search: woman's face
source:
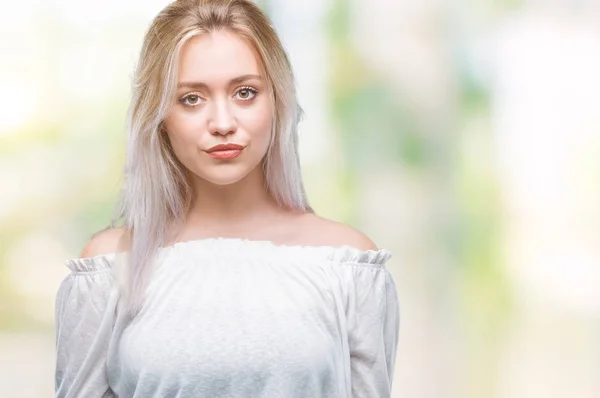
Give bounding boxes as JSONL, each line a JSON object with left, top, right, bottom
{"left": 163, "top": 29, "right": 273, "bottom": 186}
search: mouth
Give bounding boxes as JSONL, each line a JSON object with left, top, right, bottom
{"left": 205, "top": 143, "right": 245, "bottom": 159}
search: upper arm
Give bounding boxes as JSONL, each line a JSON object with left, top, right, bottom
{"left": 346, "top": 265, "right": 399, "bottom": 397}
{"left": 56, "top": 230, "right": 121, "bottom": 397}
{"left": 55, "top": 265, "right": 117, "bottom": 397}
{"left": 80, "top": 227, "right": 132, "bottom": 258}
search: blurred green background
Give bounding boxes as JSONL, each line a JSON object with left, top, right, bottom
{"left": 2, "top": 0, "right": 600, "bottom": 396}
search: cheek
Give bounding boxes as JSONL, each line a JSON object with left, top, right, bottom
{"left": 164, "top": 112, "right": 196, "bottom": 141}
{"left": 163, "top": 122, "right": 200, "bottom": 169}
{"left": 164, "top": 112, "right": 201, "bottom": 149}
{"left": 241, "top": 102, "right": 273, "bottom": 146}
{"left": 165, "top": 129, "right": 187, "bottom": 158}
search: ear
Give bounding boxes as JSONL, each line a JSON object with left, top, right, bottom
{"left": 159, "top": 121, "right": 168, "bottom": 134}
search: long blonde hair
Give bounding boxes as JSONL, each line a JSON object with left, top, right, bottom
{"left": 103, "top": 0, "right": 312, "bottom": 317}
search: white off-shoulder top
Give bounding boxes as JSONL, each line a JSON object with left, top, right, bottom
{"left": 54, "top": 238, "right": 400, "bottom": 398}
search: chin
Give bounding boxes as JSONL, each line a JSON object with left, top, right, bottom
{"left": 203, "top": 176, "right": 248, "bottom": 186}
{"left": 196, "top": 164, "right": 255, "bottom": 186}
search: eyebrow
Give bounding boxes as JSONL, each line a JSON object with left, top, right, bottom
{"left": 177, "top": 74, "right": 263, "bottom": 89}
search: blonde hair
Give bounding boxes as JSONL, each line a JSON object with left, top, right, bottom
{"left": 103, "top": 0, "right": 312, "bottom": 316}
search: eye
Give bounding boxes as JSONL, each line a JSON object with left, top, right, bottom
{"left": 235, "top": 86, "right": 258, "bottom": 101}
{"left": 179, "top": 93, "right": 204, "bottom": 107}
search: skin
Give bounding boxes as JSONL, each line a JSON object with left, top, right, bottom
{"left": 162, "top": 29, "right": 305, "bottom": 243}
{"left": 81, "top": 29, "right": 378, "bottom": 258}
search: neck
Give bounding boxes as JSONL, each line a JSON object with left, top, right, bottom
{"left": 185, "top": 165, "right": 283, "bottom": 228}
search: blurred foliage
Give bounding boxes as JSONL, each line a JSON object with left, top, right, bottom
{"left": 326, "top": 0, "right": 425, "bottom": 171}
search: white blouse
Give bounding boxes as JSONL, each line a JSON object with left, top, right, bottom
{"left": 54, "top": 238, "right": 400, "bottom": 398}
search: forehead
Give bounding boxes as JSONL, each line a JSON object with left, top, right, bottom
{"left": 178, "top": 30, "right": 262, "bottom": 84}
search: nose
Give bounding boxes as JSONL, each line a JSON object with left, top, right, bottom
{"left": 207, "top": 98, "right": 237, "bottom": 136}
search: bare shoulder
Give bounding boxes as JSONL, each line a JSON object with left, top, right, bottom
{"left": 297, "top": 213, "right": 379, "bottom": 251}
{"left": 80, "top": 227, "right": 132, "bottom": 258}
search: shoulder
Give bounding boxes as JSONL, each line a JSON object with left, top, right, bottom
{"left": 296, "top": 213, "right": 379, "bottom": 251}
{"left": 80, "top": 227, "right": 132, "bottom": 258}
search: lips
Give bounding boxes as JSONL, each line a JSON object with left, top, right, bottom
{"left": 206, "top": 143, "right": 245, "bottom": 153}
{"left": 205, "top": 143, "right": 245, "bottom": 159}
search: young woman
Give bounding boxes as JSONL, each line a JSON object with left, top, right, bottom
{"left": 54, "top": 0, "right": 400, "bottom": 397}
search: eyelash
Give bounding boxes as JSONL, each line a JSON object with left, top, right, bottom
{"left": 178, "top": 86, "right": 259, "bottom": 108}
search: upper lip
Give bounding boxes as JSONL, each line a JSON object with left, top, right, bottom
{"left": 205, "top": 143, "right": 245, "bottom": 153}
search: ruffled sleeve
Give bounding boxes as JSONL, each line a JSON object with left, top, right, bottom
{"left": 54, "top": 254, "right": 119, "bottom": 398}
{"left": 334, "top": 248, "right": 400, "bottom": 397}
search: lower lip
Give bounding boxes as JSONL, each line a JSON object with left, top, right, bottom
{"left": 207, "top": 149, "right": 243, "bottom": 159}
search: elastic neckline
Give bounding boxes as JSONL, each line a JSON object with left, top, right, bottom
{"left": 65, "top": 237, "right": 392, "bottom": 272}
{"left": 161, "top": 237, "right": 389, "bottom": 254}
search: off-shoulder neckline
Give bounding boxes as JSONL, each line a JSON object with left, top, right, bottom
{"left": 65, "top": 237, "right": 392, "bottom": 272}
